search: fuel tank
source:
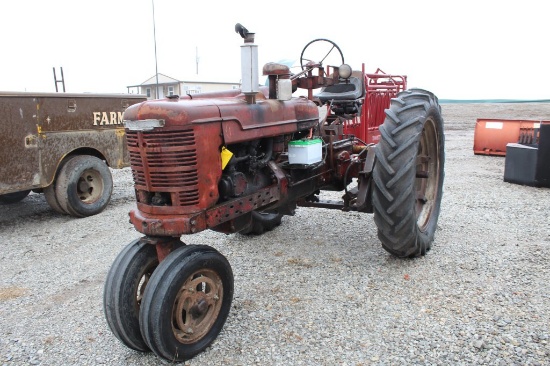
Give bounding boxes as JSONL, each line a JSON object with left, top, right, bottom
{"left": 123, "top": 89, "right": 320, "bottom": 143}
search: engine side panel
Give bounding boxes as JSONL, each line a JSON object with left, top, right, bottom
{"left": 219, "top": 98, "right": 319, "bottom": 144}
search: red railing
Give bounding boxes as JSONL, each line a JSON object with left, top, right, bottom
{"left": 344, "top": 68, "right": 407, "bottom": 144}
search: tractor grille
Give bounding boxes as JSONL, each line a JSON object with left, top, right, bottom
{"left": 126, "top": 129, "right": 200, "bottom": 206}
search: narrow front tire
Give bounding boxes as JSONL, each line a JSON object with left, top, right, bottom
{"left": 139, "top": 245, "right": 234, "bottom": 362}
{"left": 103, "top": 238, "right": 159, "bottom": 352}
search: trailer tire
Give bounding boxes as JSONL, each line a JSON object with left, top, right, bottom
{"left": 44, "top": 159, "right": 71, "bottom": 214}
{"left": 44, "top": 184, "right": 66, "bottom": 214}
{"left": 55, "top": 155, "right": 113, "bottom": 218}
{"left": 240, "top": 211, "right": 283, "bottom": 235}
{"left": 139, "top": 245, "right": 233, "bottom": 362}
{"left": 372, "top": 89, "right": 445, "bottom": 258}
{"left": 0, "top": 190, "right": 31, "bottom": 204}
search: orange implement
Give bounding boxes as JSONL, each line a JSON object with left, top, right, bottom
{"left": 473, "top": 118, "right": 546, "bottom": 156}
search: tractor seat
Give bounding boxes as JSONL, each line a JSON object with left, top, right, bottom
{"left": 315, "top": 76, "right": 364, "bottom": 103}
{"left": 262, "top": 62, "right": 290, "bottom": 76}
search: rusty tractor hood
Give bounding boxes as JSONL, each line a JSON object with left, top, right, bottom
{"left": 123, "top": 89, "right": 320, "bottom": 144}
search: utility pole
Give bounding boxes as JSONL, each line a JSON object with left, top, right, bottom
{"left": 152, "top": 0, "right": 159, "bottom": 98}
{"left": 196, "top": 46, "right": 200, "bottom": 75}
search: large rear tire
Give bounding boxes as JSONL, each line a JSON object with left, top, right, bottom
{"left": 372, "top": 89, "right": 445, "bottom": 258}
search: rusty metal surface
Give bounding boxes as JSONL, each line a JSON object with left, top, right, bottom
{"left": 342, "top": 70, "right": 407, "bottom": 144}
{"left": 153, "top": 238, "right": 185, "bottom": 262}
{"left": 0, "top": 96, "right": 41, "bottom": 193}
{"left": 123, "top": 92, "right": 316, "bottom": 221}
{"left": 205, "top": 185, "right": 280, "bottom": 227}
{"left": 123, "top": 85, "right": 367, "bottom": 239}
{"left": 0, "top": 92, "right": 145, "bottom": 194}
{"left": 297, "top": 199, "right": 345, "bottom": 210}
{"left": 355, "top": 147, "right": 376, "bottom": 212}
{"left": 129, "top": 184, "right": 280, "bottom": 237}
{"left": 173, "top": 269, "right": 223, "bottom": 344}
{"left": 39, "top": 129, "right": 128, "bottom": 184}
{"left": 124, "top": 93, "right": 318, "bottom": 145}
{"left": 127, "top": 123, "right": 223, "bottom": 216}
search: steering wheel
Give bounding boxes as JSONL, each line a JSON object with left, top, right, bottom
{"left": 300, "top": 39, "right": 344, "bottom": 71}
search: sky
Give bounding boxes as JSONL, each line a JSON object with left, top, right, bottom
{"left": 1, "top": 0, "right": 547, "bottom": 100}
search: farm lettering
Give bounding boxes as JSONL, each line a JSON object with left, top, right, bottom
{"left": 93, "top": 111, "right": 124, "bottom": 126}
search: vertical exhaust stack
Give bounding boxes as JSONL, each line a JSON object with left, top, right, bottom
{"left": 235, "top": 23, "right": 258, "bottom": 104}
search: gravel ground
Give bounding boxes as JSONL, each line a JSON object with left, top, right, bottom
{"left": 1, "top": 102, "right": 549, "bottom": 366}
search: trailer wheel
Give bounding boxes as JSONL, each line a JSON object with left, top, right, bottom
{"left": 44, "top": 184, "right": 66, "bottom": 214}
{"left": 103, "top": 238, "right": 159, "bottom": 352}
{"left": 139, "top": 245, "right": 233, "bottom": 362}
{"left": 0, "top": 190, "right": 31, "bottom": 204}
{"left": 44, "top": 159, "right": 71, "bottom": 214}
{"left": 55, "top": 155, "right": 113, "bottom": 217}
{"left": 372, "top": 89, "right": 445, "bottom": 258}
{"left": 240, "top": 211, "right": 283, "bottom": 235}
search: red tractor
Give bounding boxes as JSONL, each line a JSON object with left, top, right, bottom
{"left": 104, "top": 25, "right": 445, "bottom": 362}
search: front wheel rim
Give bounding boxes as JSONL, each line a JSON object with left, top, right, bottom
{"left": 172, "top": 269, "right": 223, "bottom": 344}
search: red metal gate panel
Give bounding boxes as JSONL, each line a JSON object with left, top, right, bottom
{"left": 343, "top": 69, "right": 406, "bottom": 144}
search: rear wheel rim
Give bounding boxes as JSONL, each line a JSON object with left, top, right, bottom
{"left": 77, "top": 169, "right": 103, "bottom": 203}
{"left": 415, "top": 117, "right": 440, "bottom": 230}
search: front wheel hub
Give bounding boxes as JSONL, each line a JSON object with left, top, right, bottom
{"left": 172, "top": 269, "right": 223, "bottom": 344}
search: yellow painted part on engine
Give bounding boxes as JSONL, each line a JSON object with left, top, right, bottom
{"left": 221, "top": 147, "right": 233, "bottom": 170}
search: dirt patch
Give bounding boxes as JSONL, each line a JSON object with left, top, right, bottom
{"left": 0, "top": 286, "right": 28, "bottom": 301}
